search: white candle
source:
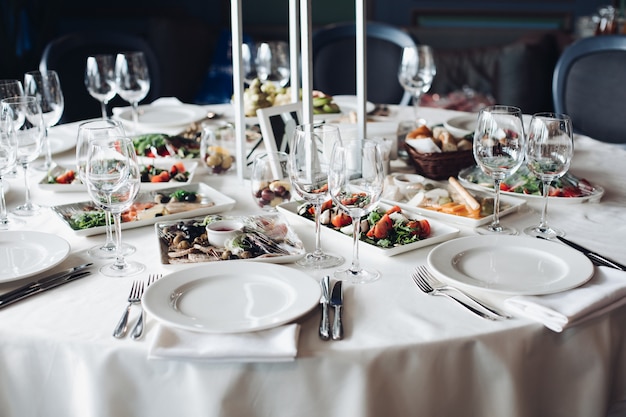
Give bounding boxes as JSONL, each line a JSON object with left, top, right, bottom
{"left": 356, "top": 0, "right": 367, "bottom": 140}
{"left": 230, "top": 0, "right": 246, "bottom": 181}
{"left": 300, "top": 0, "right": 313, "bottom": 125}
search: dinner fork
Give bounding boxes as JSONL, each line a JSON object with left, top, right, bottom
{"left": 411, "top": 269, "right": 497, "bottom": 320}
{"left": 113, "top": 280, "right": 144, "bottom": 338}
{"left": 130, "top": 274, "right": 162, "bottom": 340}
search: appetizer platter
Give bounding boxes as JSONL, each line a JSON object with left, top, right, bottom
{"left": 155, "top": 212, "right": 305, "bottom": 264}
{"left": 51, "top": 183, "right": 235, "bottom": 236}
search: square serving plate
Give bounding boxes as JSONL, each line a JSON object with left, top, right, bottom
{"left": 51, "top": 182, "right": 236, "bottom": 237}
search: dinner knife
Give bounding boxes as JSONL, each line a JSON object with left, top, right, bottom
{"left": 319, "top": 276, "right": 331, "bottom": 340}
{"left": 330, "top": 281, "right": 344, "bottom": 340}
{"left": 556, "top": 236, "right": 626, "bottom": 271}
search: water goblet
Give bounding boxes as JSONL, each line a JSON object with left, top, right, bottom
{"left": 251, "top": 151, "right": 292, "bottom": 211}
{"left": 1, "top": 96, "right": 44, "bottom": 216}
{"left": 0, "top": 79, "right": 24, "bottom": 178}
{"left": 288, "top": 123, "right": 344, "bottom": 269}
{"left": 523, "top": 112, "right": 574, "bottom": 238}
{"left": 398, "top": 45, "right": 436, "bottom": 122}
{"left": 115, "top": 51, "right": 150, "bottom": 134}
{"left": 84, "top": 136, "right": 145, "bottom": 277}
{"left": 76, "top": 119, "right": 136, "bottom": 258}
{"left": 473, "top": 105, "right": 525, "bottom": 235}
{"left": 85, "top": 55, "right": 117, "bottom": 119}
{"left": 24, "top": 70, "right": 64, "bottom": 171}
{"left": 0, "top": 106, "right": 23, "bottom": 229}
{"left": 328, "top": 138, "right": 385, "bottom": 283}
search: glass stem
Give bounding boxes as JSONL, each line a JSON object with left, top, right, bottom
{"left": 312, "top": 201, "right": 323, "bottom": 256}
{"left": 491, "top": 178, "right": 503, "bottom": 231}
{"left": 100, "top": 101, "right": 108, "bottom": 120}
{"left": 103, "top": 212, "right": 116, "bottom": 250}
{"left": 539, "top": 179, "right": 551, "bottom": 229}
{"left": 349, "top": 215, "right": 361, "bottom": 273}
{"left": 0, "top": 177, "right": 8, "bottom": 225}
{"left": 44, "top": 127, "right": 53, "bottom": 170}
{"left": 112, "top": 212, "right": 128, "bottom": 271}
{"left": 22, "top": 163, "right": 32, "bottom": 207}
{"left": 412, "top": 92, "right": 422, "bottom": 121}
{"left": 131, "top": 101, "right": 139, "bottom": 133}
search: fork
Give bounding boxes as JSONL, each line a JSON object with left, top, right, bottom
{"left": 411, "top": 269, "right": 497, "bottom": 320}
{"left": 113, "top": 280, "right": 144, "bottom": 338}
{"left": 130, "top": 274, "right": 162, "bottom": 340}
{"left": 417, "top": 266, "right": 511, "bottom": 319}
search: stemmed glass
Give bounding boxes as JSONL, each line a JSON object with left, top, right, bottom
{"left": 0, "top": 105, "right": 21, "bottom": 229}
{"left": 24, "top": 70, "right": 64, "bottom": 171}
{"left": 473, "top": 105, "right": 525, "bottom": 235}
{"left": 76, "top": 119, "right": 136, "bottom": 258}
{"left": 328, "top": 139, "right": 385, "bottom": 283}
{"left": 398, "top": 45, "right": 436, "bottom": 122}
{"left": 255, "top": 41, "right": 290, "bottom": 87}
{"left": 85, "top": 55, "right": 117, "bottom": 119}
{"left": 0, "top": 79, "right": 24, "bottom": 178}
{"left": 1, "top": 96, "right": 44, "bottom": 216}
{"left": 115, "top": 51, "right": 150, "bottom": 134}
{"left": 84, "top": 136, "right": 145, "bottom": 277}
{"left": 523, "top": 112, "right": 574, "bottom": 238}
{"left": 288, "top": 123, "right": 344, "bottom": 269}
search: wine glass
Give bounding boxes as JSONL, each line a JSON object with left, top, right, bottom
{"left": 289, "top": 123, "right": 344, "bottom": 269}
{"left": 115, "top": 51, "right": 150, "bottom": 134}
{"left": 0, "top": 79, "right": 24, "bottom": 178}
{"left": 251, "top": 151, "right": 292, "bottom": 210}
{"left": 241, "top": 43, "right": 258, "bottom": 85}
{"left": 473, "top": 105, "right": 525, "bottom": 235}
{"left": 76, "top": 119, "right": 136, "bottom": 258}
{"left": 328, "top": 138, "right": 385, "bottom": 283}
{"left": 255, "top": 41, "right": 290, "bottom": 87}
{"left": 398, "top": 45, "right": 436, "bottom": 122}
{"left": 84, "top": 136, "right": 145, "bottom": 277}
{"left": 0, "top": 104, "right": 22, "bottom": 230}
{"left": 1, "top": 96, "right": 44, "bottom": 216}
{"left": 24, "top": 70, "right": 64, "bottom": 171}
{"left": 85, "top": 55, "right": 117, "bottom": 119}
{"left": 523, "top": 112, "right": 574, "bottom": 238}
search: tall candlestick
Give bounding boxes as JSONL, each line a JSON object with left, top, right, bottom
{"left": 231, "top": 0, "right": 245, "bottom": 181}
{"left": 289, "top": 0, "right": 300, "bottom": 104}
{"left": 300, "top": 0, "right": 313, "bottom": 125}
{"left": 356, "top": 0, "right": 367, "bottom": 139}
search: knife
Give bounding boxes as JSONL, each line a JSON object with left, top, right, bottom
{"left": 556, "top": 236, "right": 626, "bottom": 271}
{"left": 319, "top": 275, "right": 331, "bottom": 340}
{"left": 0, "top": 263, "right": 93, "bottom": 309}
{"left": 330, "top": 280, "right": 344, "bottom": 340}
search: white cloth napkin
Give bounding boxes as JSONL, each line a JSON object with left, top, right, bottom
{"left": 148, "top": 324, "right": 300, "bottom": 363}
{"left": 504, "top": 266, "right": 626, "bottom": 332}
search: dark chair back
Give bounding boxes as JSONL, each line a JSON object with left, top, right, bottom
{"left": 39, "top": 31, "right": 161, "bottom": 124}
{"left": 553, "top": 35, "right": 626, "bottom": 144}
{"left": 312, "top": 22, "right": 416, "bottom": 105}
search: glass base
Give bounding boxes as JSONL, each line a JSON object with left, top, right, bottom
{"left": 0, "top": 215, "right": 25, "bottom": 230}
{"left": 33, "top": 160, "right": 57, "bottom": 172}
{"left": 334, "top": 266, "right": 380, "bottom": 284}
{"left": 476, "top": 223, "right": 518, "bottom": 236}
{"left": 88, "top": 242, "right": 136, "bottom": 259}
{"left": 523, "top": 225, "right": 564, "bottom": 239}
{"left": 100, "top": 260, "right": 145, "bottom": 277}
{"left": 13, "top": 203, "right": 41, "bottom": 216}
{"left": 296, "top": 252, "right": 344, "bottom": 269}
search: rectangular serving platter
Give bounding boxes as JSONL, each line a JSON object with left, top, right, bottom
{"left": 51, "top": 182, "right": 235, "bottom": 237}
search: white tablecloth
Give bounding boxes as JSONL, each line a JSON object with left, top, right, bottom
{"left": 0, "top": 105, "right": 625, "bottom": 417}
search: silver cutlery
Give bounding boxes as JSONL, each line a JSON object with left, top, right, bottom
{"left": 130, "top": 274, "right": 161, "bottom": 340}
{"left": 330, "top": 281, "right": 344, "bottom": 340}
{"left": 319, "top": 275, "right": 331, "bottom": 340}
{"left": 113, "top": 280, "right": 144, "bottom": 339}
{"left": 417, "top": 266, "right": 511, "bottom": 319}
{"left": 555, "top": 236, "right": 626, "bottom": 271}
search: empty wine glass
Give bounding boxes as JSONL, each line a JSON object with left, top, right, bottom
{"left": 1, "top": 96, "right": 44, "bottom": 216}
{"left": 255, "top": 41, "right": 290, "bottom": 87}
{"left": 523, "top": 112, "right": 574, "bottom": 238}
{"left": 85, "top": 55, "right": 117, "bottom": 119}
{"left": 0, "top": 79, "right": 24, "bottom": 178}
{"left": 76, "top": 119, "right": 135, "bottom": 258}
{"left": 115, "top": 51, "right": 150, "bottom": 134}
{"left": 473, "top": 105, "right": 525, "bottom": 235}
{"left": 0, "top": 105, "right": 22, "bottom": 230}
{"left": 84, "top": 136, "right": 144, "bottom": 277}
{"left": 328, "top": 138, "right": 385, "bottom": 283}
{"left": 288, "top": 123, "right": 344, "bottom": 269}
{"left": 398, "top": 45, "right": 436, "bottom": 122}
{"left": 24, "top": 70, "right": 64, "bottom": 171}
{"left": 241, "top": 43, "right": 258, "bottom": 85}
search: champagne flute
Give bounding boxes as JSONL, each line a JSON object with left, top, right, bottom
{"left": 398, "top": 45, "right": 436, "bottom": 122}
{"left": 84, "top": 136, "right": 145, "bottom": 277}
{"left": 288, "top": 123, "right": 344, "bottom": 269}
{"left": 1, "top": 96, "right": 44, "bottom": 216}
{"left": 473, "top": 105, "right": 525, "bottom": 235}
{"left": 85, "top": 55, "right": 117, "bottom": 119}
{"left": 523, "top": 112, "right": 574, "bottom": 238}
{"left": 24, "top": 70, "right": 64, "bottom": 171}
{"left": 115, "top": 51, "right": 150, "bottom": 134}
{"left": 0, "top": 105, "right": 22, "bottom": 229}
{"left": 328, "top": 138, "right": 385, "bottom": 283}
{"left": 76, "top": 119, "right": 136, "bottom": 258}
{"left": 0, "top": 79, "right": 24, "bottom": 178}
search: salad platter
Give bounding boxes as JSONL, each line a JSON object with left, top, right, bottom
{"left": 155, "top": 212, "right": 305, "bottom": 264}
{"left": 51, "top": 183, "right": 235, "bottom": 236}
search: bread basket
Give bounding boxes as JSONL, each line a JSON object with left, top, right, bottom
{"left": 404, "top": 144, "right": 475, "bottom": 180}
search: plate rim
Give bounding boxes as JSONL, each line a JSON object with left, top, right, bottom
{"left": 115, "top": 104, "right": 207, "bottom": 128}
{"left": 142, "top": 262, "right": 321, "bottom": 333}
{"left": 443, "top": 114, "right": 477, "bottom": 137}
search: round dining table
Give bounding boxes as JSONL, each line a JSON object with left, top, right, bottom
{"left": 0, "top": 103, "right": 624, "bottom": 417}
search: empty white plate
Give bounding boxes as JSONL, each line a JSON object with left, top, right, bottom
{"left": 0, "top": 232, "right": 70, "bottom": 282}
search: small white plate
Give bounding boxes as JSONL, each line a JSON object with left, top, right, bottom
{"left": 0, "top": 232, "right": 70, "bottom": 283}
{"left": 115, "top": 104, "right": 207, "bottom": 128}
{"left": 331, "top": 95, "right": 375, "bottom": 114}
{"left": 427, "top": 235, "right": 594, "bottom": 295}
{"left": 444, "top": 114, "right": 477, "bottom": 138}
{"left": 143, "top": 262, "right": 321, "bottom": 333}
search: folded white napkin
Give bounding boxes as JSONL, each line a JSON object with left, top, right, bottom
{"left": 112, "top": 97, "right": 183, "bottom": 116}
{"left": 504, "top": 266, "right": 626, "bottom": 332}
{"left": 148, "top": 324, "right": 300, "bottom": 363}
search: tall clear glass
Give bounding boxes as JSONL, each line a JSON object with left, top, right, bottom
{"left": 398, "top": 45, "right": 436, "bottom": 122}
{"left": 115, "top": 51, "right": 150, "bottom": 134}
{"left": 0, "top": 105, "right": 21, "bottom": 229}
{"left": 473, "top": 105, "right": 525, "bottom": 235}
{"left": 288, "top": 123, "right": 344, "bottom": 269}
{"left": 85, "top": 55, "right": 117, "bottom": 119}
{"left": 0, "top": 79, "right": 24, "bottom": 179}
{"left": 328, "top": 139, "right": 385, "bottom": 283}
{"left": 255, "top": 41, "right": 290, "bottom": 87}
{"left": 523, "top": 112, "right": 574, "bottom": 238}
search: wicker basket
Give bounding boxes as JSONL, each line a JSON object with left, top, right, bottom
{"left": 404, "top": 143, "right": 476, "bottom": 180}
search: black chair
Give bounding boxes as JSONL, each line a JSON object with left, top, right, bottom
{"left": 552, "top": 35, "right": 626, "bottom": 144}
{"left": 312, "top": 22, "right": 416, "bottom": 105}
{"left": 39, "top": 31, "right": 161, "bottom": 124}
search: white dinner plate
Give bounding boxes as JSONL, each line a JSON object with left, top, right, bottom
{"left": 143, "top": 262, "right": 321, "bottom": 333}
{"left": 47, "top": 126, "right": 77, "bottom": 155}
{"left": 443, "top": 114, "right": 477, "bottom": 138}
{"left": 115, "top": 104, "right": 207, "bottom": 128}
{"left": 427, "top": 235, "right": 594, "bottom": 295}
{"left": 0, "top": 231, "right": 70, "bottom": 283}
{"left": 332, "top": 95, "right": 375, "bottom": 114}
